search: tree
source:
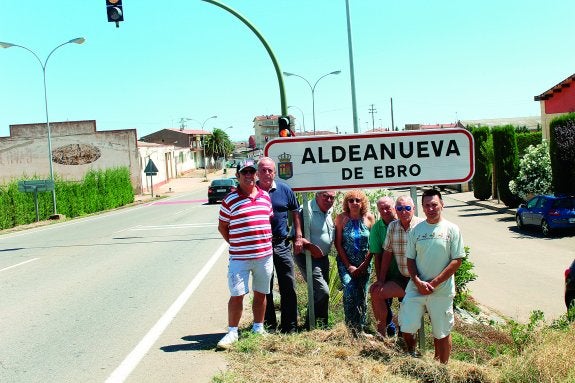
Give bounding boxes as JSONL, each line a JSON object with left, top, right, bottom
{"left": 204, "top": 129, "right": 233, "bottom": 160}
{"left": 472, "top": 127, "right": 492, "bottom": 200}
{"left": 492, "top": 125, "right": 521, "bottom": 207}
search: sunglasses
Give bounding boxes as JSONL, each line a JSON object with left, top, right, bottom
{"left": 321, "top": 194, "right": 335, "bottom": 201}
{"left": 348, "top": 198, "right": 362, "bottom": 203}
{"left": 240, "top": 168, "right": 256, "bottom": 175}
{"left": 396, "top": 205, "right": 412, "bottom": 212}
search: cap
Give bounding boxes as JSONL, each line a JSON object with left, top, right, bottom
{"left": 237, "top": 159, "right": 257, "bottom": 173}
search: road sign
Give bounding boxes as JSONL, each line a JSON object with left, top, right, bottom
{"left": 144, "top": 159, "right": 159, "bottom": 176}
{"left": 264, "top": 129, "right": 474, "bottom": 191}
{"left": 17, "top": 179, "right": 55, "bottom": 193}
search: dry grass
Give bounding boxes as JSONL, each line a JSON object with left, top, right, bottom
{"left": 215, "top": 323, "right": 500, "bottom": 383}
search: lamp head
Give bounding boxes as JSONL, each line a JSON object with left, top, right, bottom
{"left": 0, "top": 42, "right": 16, "bottom": 48}
{"left": 331, "top": 70, "right": 342, "bottom": 75}
{"left": 69, "top": 37, "right": 86, "bottom": 45}
{"left": 283, "top": 72, "right": 294, "bottom": 76}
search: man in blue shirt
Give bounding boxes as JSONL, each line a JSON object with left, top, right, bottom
{"left": 257, "top": 157, "right": 303, "bottom": 333}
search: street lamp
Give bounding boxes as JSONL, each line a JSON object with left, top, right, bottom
{"left": 288, "top": 105, "right": 306, "bottom": 134}
{"left": 201, "top": 115, "right": 217, "bottom": 180}
{"left": 0, "top": 37, "right": 85, "bottom": 216}
{"left": 283, "top": 70, "right": 340, "bottom": 135}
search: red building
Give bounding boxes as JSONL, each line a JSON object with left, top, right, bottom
{"left": 534, "top": 74, "right": 575, "bottom": 139}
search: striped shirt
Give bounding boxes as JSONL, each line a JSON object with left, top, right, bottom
{"left": 383, "top": 217, "right": 425, "bottom": 277}
{"left": 219, "top": 187, "right": 274, "bottom": 260}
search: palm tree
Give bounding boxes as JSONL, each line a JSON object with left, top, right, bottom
{"left": 204, "top": 128, "right": 234, "bottom": 161}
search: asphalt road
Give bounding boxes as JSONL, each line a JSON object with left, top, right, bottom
{"left": 0, "top": 190, "right": 229, "bottom": 383}
{"left": 440, "top": 194, "right": 575, "bottom": 323}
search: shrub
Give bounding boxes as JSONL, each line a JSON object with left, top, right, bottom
{"left": 509, "top": 141, "right": 552, "bottom": 201}
{"left": 472, "top": 127, "right": 492, "bottom": 200}
{"left": 549, "top": 113, "right": 575, "bottom": 195}
{"left": 492, "top": 125, "right": 521, "bottom": 207}
{"left": 516, "top": 131, "right": 542, "bottom": 157}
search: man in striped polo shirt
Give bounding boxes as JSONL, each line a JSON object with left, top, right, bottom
{"left": 217, "top": 159, "right": 274, "bottom": 349}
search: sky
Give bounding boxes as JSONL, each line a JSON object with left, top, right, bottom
{"left": 1, "top": 1, "right": 574, "bottom": 143}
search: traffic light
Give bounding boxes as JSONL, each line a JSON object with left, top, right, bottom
{"left": 106, "top": 0, "right": 124, "bottom": 27}
{"left": 278, "top": 116, "right": 293, "bottom": 137}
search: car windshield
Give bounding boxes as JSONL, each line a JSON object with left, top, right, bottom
{"left": 211, "top": 179, "right": 234, "bottom": 187}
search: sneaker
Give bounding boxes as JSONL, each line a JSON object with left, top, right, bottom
{"left": 217, "top": 331, "right": 238, "bottom": 350}
{"left": 407, "top": 349, "right": 422, "bottom": 358}
{"left": 252, "top": 327, "right": 269, "bottom": 336}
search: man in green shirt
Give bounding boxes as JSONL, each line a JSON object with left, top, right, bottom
{"left": 368, "top": 196, "right": 399, "bottom": 338}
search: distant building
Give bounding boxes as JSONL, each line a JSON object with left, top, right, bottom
{"left": 252, "top": 114, "right": 295, "bottom": 150}
{"left": 534, "top": 73, "right": 575, "bottom": 139}
{"left": 461, "top": 117, "right": 540, "bottom": 131}
{"left": 139, "top": 128, "right": 210, "bottom": 169}
{"left": 0, "top": 120, "right": 141, "bottom": 192}
{"left": 404, "top": 121, "right": 466, "bottom": 130}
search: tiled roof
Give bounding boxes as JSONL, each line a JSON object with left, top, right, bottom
{"left": 167, "top": 128, "right": 211, "bottom": 135}
{"left": 534, "top": 74, "right": 575, "bottom": 101}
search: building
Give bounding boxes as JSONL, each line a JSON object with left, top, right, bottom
{"left": 404, "top": 121, "right": 466, "bottom": 130}
{"left": 252, "top": 114, "right": 296, "bottom": 150}
{"left": 534, "top": 74, "right": 575, "bottom": 139}
{"left": 0, "top": 120, "right": 141, "bottom": 192}
{"left": 139, "top": 128, "right": 210, "bottom": 169}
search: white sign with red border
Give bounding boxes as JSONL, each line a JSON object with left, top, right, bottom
{"left": 264, "top": 129, "right": 474, "bottom": 192}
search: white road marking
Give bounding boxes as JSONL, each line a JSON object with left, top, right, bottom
{"left": 129, "top": 223, "right": 218, "bottom": 231}
{"left": 0, "top": 258, "right": 39, "bottom": 273}
{"left": 105, "top": 241, "right": 228, "bottom": 383}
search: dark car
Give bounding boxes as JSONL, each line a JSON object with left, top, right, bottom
{"left": 566, "top": 259, "right": 575, "bottom": 311}
{"left": 515, "top": 195, "right": 575, "bottom": 236}
{"left": 208, "top": 178, "right": 237, "bottom": 204}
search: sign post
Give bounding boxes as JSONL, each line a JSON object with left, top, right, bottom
{"left": 266, "top": 129, "right": 474, "bottom": 344}
{"left": 265, "top": 129, "right": 474, "bottom": 191}
{"left": 18, "top": 180, "right": 55, "bottom": 222}
{"left": 144, "top": 159, "right": 159, "bottom": 197}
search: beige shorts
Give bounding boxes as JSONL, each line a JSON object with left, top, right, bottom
{"left": 228, "top": 256, "right": 273, "bottom": 296}
{"left": 398, "top": 291, "right": 454, "bottom": 339}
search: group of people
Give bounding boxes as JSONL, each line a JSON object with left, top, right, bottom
{"left": 216, "top": 157, "right": 465, "bottom": 364}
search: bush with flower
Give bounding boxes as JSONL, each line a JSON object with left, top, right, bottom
{"left": 509, "top": 140, "right": 552, "bottom": 201}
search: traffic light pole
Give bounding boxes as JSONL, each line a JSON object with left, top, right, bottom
{"left": 202, "top": 0, "right": 287, "bottom": 116}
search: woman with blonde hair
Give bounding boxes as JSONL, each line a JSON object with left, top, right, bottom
{"left": 335, "top": 190, "right": 376, "bottom": 335}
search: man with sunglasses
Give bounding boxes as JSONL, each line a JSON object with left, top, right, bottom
{"left": 217, "top": 159, "right": 274, "bottom": 349}
{"left": 257, "top": 157, "right": 303, "bottom": 334}
{"left": 294, "top": 190, "right": 336, "bottom": 328}
{"left": 373, "top": 196, "right": 424, "bottom": 338}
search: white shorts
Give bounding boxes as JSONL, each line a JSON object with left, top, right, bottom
{"left": 228, "top": 256, "right": 273, "bottom": 296}
{"left": 398, "top": 291, "right": 454, "bottom": 339}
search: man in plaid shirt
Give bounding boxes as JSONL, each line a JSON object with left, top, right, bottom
{"left": 377, "top": 195, "right": 424, "bottom": 331}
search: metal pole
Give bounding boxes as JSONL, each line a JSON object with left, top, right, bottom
{"left": 0, "top": 38, "right": 85, "bottom": 216}
{"left": 410, "top": 186, "right": 425, "bottom": 353}
{"left": 202, "top": 0, "right": 288, "bottom": 115}
{"left": 302, "top": 193, "right": 315, "bottom": 329}
{"left": 201, "top": 116, "right": 217, "bottom": 181}
{"left": 284, "top": 71, "right": 340, "bottom": 135}
{"left": 391, "top": 97, "right": 395, "bottom": 131}
{"left": 345, "top": 0, "right": 359, "bottom": 133}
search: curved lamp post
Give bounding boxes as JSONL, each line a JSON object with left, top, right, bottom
{"left": 288, "top": 105, "right": 306, "bottom": 134}
{"left": 0, "top": 37, "right": 85, "bottom": 215}
{"left": 201, "top": 115, "right": 217, "bottom": 180}
{"left": 283, "top": 70, "right": 340, "bottom": 135}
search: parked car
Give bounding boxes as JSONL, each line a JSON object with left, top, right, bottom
{"left": 515, "top": 194, "right": 575, "bottom": 236}
{"left": 228, "top": 176, "right": 239, "bottom": 186}
{"left": 566, "top": 259, "right": 575, "bottom": 311}
{"left": 207, "top": 178, "right": 237, "bottom": 204}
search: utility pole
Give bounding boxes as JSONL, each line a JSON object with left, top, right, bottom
{"left": 390, "top": 97, "right": 395, "bottom": 131}
{"left": 368, "top": 104, "right": 377, "bottom": 130}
